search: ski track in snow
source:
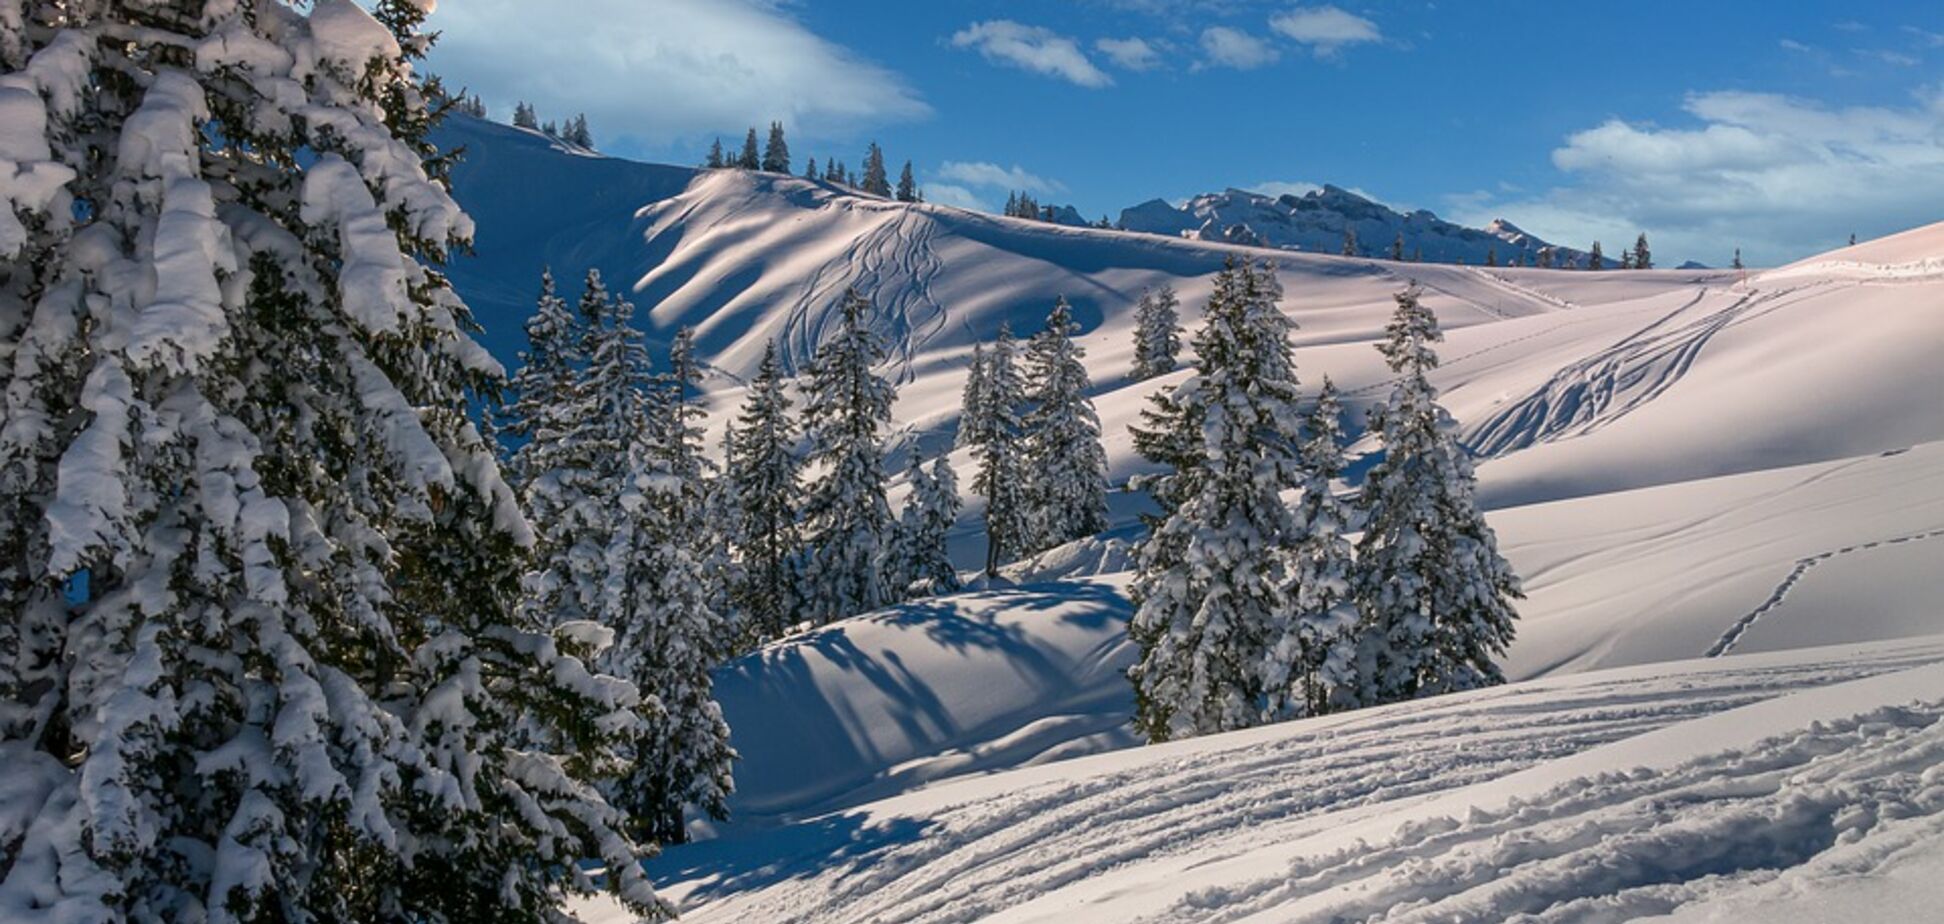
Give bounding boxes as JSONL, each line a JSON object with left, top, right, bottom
{"left": 1707, "top": 527, "right": 1944, "bottom": 658}
{"left": 1464, "top": 281, "right": 1832, "bottom": 457}
{"left": 1144, "top": 689, "right": 1944, "bottom": 923}
{"left": 779, "top": 208, "right": 948, "bottom": 384}
{"left": 658, "top": 646, "right": 1944, "bottom": 923}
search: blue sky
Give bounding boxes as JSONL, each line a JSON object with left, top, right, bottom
{"left": 425, "top": 1, "right": 1944, "bottom": 266}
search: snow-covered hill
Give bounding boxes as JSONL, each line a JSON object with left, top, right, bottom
{"left": 432, "top": 117, "right": 1944, "bottom": 922}
{"left": 1118, "top": 185, "right": 1598, "bottom": 267}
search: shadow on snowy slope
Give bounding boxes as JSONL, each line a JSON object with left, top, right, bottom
{"left": 710, "top": 581, "right": 1136, "bottom": 823}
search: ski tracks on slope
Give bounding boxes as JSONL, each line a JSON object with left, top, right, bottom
{"left": 779, "top": 207, "right": 949, "bottom": 384}
{"left": 675, "top": 649, "right": 1944, "bottom": 924}
{"left": 1148, "top": 691, "right": 1944, "bottom": 924}
{"left": 1707, "top": 526, "right": 1944, "bottom": 658}
{"left": 1464, "top": 281, "right": 1831, "bottom": 457}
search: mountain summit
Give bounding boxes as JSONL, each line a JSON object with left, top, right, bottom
{"left": 1119, "top": 185, "right": 1594, "bottom": 266}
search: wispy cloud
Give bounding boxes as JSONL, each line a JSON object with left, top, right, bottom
{"left": 950, "top": 21, "right": 1114, "bottom": 88}
{"left": 1449, "top": 87, "right": 1944, "bottom": 265}
{"left": 1198, "top": 26, "right": 1279, "bottom": 70}
{"left": 1096, "top": 36, "right": 1164, "bottom": 71}
{"left": 923, "top": 183, "right": 990, "bottom": 212}
{"left": 425, "top": 0, "right": 927, "bottom": 147}
{"left": 935, "top": 161, "right": 1065, "bottom": 194}
{"left": 1268, "top": 5, "right": 1383, "bottom": 56}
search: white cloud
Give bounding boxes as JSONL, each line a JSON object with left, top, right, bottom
{"left": 923, "top": 183, "right": 990, "bottom": 212}
{"left": 1096, "top": 36, "right": 1164, "bottom": 71}
{"left": 1268, "top": 5, "right": 1383, "bottom": 55}
{"left": 1448, "top": 88, "right": 1944, "bottom": 266}
{"left": 936, "top": 161, "right": 1065, "bottom": 194}
{"left": 1246, "top": 179, "right": 1322, "bottom": 199}
{"left": 424, "top": 0, "right": 927, "bottom": 149}
{"left": 1198, "top": 26, "right": 1279, "bottom": 70}
{"left": 950, "top": 21, "right": 1114, "bottom": 88}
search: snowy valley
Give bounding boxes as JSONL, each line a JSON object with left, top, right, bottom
{"left": 429, "top": 120, "right": 1944, "bottom": 921}
{"left": 5, "top": 5, "right": 1943, "bottom": 922}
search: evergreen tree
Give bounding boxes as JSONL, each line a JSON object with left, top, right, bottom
{"left": 1849, "top": 232, "right": 1857, "bottom": 246}
{"left": 513, "top": 99, "right": 539, "bottom": 128}
{"left": 542, "top": 118, "right": 559, "bottom": 137}
{"left": 804, "top": 157, "right": 819, "bottom": 180}
{"left": 762, "top": 121, "right": 791, "bottom": 173}
{"left": 1391, "top": 232, "right": 1406, "bottom": 261}
{"left": 1132, "top": 285, "right": 1183, "bottom": 380}
{"left": 961, "top": 326, "right": 1032, "bottom": 574}
{"left": 887, "top": 456, "right": 963, "bottom": 599}
{"left": 896, "top": 160, "right": 920, "bottom": 202}
{"left": 657, "top": 327, "right": 740, "bottom": 657}
{"left": 738, "top": 127, "right": 760, "bottom": 169}
{"left": 1128, "top": 260, "right": 1310, "bottom": 742}
{"left": 861, "top": 142, "right": 892, "bottom": 196}
{"left": 1732, "top": 247, "right": 1744, "bottom": 271}
{"left": 1353, "top": 285, "right": 1522, "bottom": 706}
{"left": 1620, "top": 250, "right": 1634, "bottom": 270}
{"left": 1633, "top": 233, "right": 1652, "bottom": 269}
{"left": 566, "top": 113, "right": 592, "bottom": 148}
{"left": 1265, "top": 377, "right": 1360, "bottom": 718}
{"left": 560, "top": 299, "right": 735, "bottom": 848}
{"left": 1588, "top": 241, "right": 1604, "bottom": 270}
{"left": 799, "top": 290, "right": 896, "bottom": 622}
{"left": 0, "top": 4, "right": 665, "bottom": 919}
{"left": 1485, "top": 247, "right": 1498, "bottom": 267}
{"left": 826, "top": 159, "right": 846, "bottom": 184}
{"left": 725, "top": 342, "right": 804, "bottom": 644}
{"left": 1023, "top": 298, "right": 1110, "bottom": 552}
{"left": 706, "top": 137, "right": 725, "bottom": 169}
{"left": 1341, "top": 228, "right": 1359, "bottom": 257}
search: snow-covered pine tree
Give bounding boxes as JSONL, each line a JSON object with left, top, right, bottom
{"left": 1619, "top": 249, "right": 1634, "bottom": 270}
{"left": 958, "top": 343, "right": 990, "bottom": 449}
{"left": 513, "top": 99, "right": 538, "bottom": 128}
{"left": 861, "top": 142, "right": 891, "bottom": 196}
{"left": 1023, "top": 298, "right": 1109, "bottom": 553}
{"left": 799, "top": 290, "right": 896, "bottom": 622}
{"left": 725, "top": 342, "right": 803, "bottom": 642}
{"left": 706, "top": 137, "right": 725, "bottom": 169}
{"left": 1131, "top": 285, "right": 1182, "bottom": 380}
{"left": 739, "top": 127, "right": 761, "bottom": 169}
{"left": 896, "top": 161, "right": 919, "bottom": 202}
{"left": 659, "top": 326, "right": 741, "bottom": 659}
{"left": 915, "top": 456, "right": 963, "bottom": 594}
{"left": 1633, "top": 233, "right": 1652, "bottom": 269}
{"left": 568, "top": 291, "right": 735, "bottom": 847}
{"left": 1127, "top": 260, "right": 1310, "bottom": 742}
{"left": 1264, "top": 377, "right": 1361, "bottom": 719}
{"left": 566, "top": 113, "right": 592, "bottom": 148}
{"left": 886, "top": 456, "right": 962, "bottom": 599}
{"left": 1732, "top": 247, "right": 1743, "bottom": 270}
{"left": 826, "top": 158, "right": 846, "bottom": 184}
{"left": 762, "top": 121, "right": 790, "bottom": 173}
{"left": 0, "top": 2, "right": 666, "bottom": 919}
{"left": 1341, "top": 228, "right": 1359, "bottom": 256}
{"left": 503, "top": 269, "right": 580, "bottom": 485}
{"left": 504, "top": 270, "right": 617, "bottom": 647}
{"left": 1352, "top": 285, "right": 1522, "bottom": 706}
{"left": 962, "top": 326, "right": 1032, "bottom": 574}
{"left": 1391, "top": 232, "right": 1405, "bottom": 261}
{"left": 1589, "top": 240, "right": 1604, "bottom": 270}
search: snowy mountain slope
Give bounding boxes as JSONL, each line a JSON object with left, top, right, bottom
{"left": 578, "top": 637, "right": 1944, "bottom": 923}
{"left": 1117, "top": 185, "right": 1597, "bottom": 267}
{"left": 438, "top": 118, "right": 1943, "bottom": 516}
{"left": 689, "top": 438, "right": 1944, "bottom": 832}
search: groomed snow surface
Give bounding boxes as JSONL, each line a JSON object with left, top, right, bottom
{"left": 433, "top": 122, "right": 1944, "bottom": 922}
